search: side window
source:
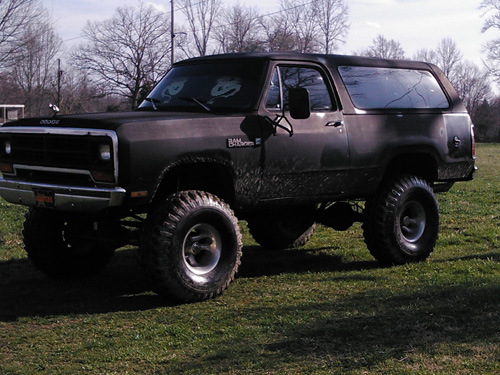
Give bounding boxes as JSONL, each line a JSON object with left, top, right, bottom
{"left": 266, "top": 69, "right": 282, "bottom": 110}
{"left": 338, "top": 65, "right": 450, "bottom": 109}
{"left": 265, "top": 65, "right": 335, "bottom": 112}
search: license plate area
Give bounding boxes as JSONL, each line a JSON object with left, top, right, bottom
{"left": 34, "top": 189, "right": 55, "bottom": 207}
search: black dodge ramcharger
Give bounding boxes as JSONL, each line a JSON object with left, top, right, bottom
{"left": 0, "top": 52, "right": 476, "bottom": 302}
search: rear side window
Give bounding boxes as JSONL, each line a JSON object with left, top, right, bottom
{"left": 338, "top": 66, "right": 449, "bottom": 110}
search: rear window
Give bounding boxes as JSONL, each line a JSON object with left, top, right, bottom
{"left": 338, "top": 66, "right": 449, "bottom": 110}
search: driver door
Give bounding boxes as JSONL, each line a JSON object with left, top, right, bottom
{"left": 259, "top": 64, "right": 350, "bottom": 201}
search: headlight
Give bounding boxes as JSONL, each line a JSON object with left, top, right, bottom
{"left": 98, "top": 144, "right": 111, "bottom": 161}
{"left": 4, "top": 140, "right": 11, "bottom": 155}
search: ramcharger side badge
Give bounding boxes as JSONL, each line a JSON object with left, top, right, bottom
{"left": 227, "top": 137, "right": 261, "bottom": 148}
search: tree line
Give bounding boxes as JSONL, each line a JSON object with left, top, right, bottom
{"left": 1, "top": 0, "right": 500, "bottom": 141}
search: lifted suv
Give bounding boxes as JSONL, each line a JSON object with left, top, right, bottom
{"left": 0, "top": 53, "right": 475, "bottom": 302}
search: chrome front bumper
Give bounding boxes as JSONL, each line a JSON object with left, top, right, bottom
{"left": 0, "top": 178, "right": 126, "bottom": 213}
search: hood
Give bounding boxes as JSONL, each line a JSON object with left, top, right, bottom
{"left": 0, "top": 111, "right": 232, "bottom": 131}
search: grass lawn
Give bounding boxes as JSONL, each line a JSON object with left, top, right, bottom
{"left": 1, "top": 144, "right": 499, "bottom": 374}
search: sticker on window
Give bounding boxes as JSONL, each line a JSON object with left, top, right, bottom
{"left": 209, "top": 77, "right": 242, "bottom": 104}
{"left": 161, "top": 78, "right": 187, "bottom": 103}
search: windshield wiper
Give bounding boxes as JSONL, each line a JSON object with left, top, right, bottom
{"left": 193, "top": 98, "right": 212, "bottom": 113}
{"left": 179, "top": 97, "right": 213, "bottom": 113}
{"left": 144, "top": 97, "right": 161, "bottom": 111}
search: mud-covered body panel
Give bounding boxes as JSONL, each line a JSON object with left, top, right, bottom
{"left": 0, "top": 52, "right": 475, "bottom": 215}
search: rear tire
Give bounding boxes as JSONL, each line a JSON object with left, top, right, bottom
{"left": 247, "top": 208, "right": 316, "bottom": 250}
{"left": 363, "top": 175, "right": 439, "bottom": 265}
{"left": 139, "top": 191, "right": 242, "bottom": 302}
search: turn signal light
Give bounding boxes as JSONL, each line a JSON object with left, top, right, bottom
{"left": 0, "top": 163, "right": 14, "bottom": 173}
{"left": 91, "top": 170, "right": 115, "bottom": 183}
{"left": 131, "top": 191, "right": 148, "bottom": 198}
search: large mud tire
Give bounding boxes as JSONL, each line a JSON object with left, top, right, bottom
{"left": 247, "top": 208, "right": 316, "bottom": 250}
{"left": 363, "top": 175, "right": 439, "bottom": 265}
{"left": 139, "top": 191, "right": 242, "bottom": 302}
{"left": 23, "top": 208, "right": 115, "bottom": 278}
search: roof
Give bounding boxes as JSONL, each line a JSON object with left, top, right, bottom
{"left": 175, "top": 52, "right": 435, "bottom": 71}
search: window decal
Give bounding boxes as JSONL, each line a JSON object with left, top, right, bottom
{"left": 209, "top": 77, "right": 242, "bottom": 104}
{"left": 161, "top": 78, "right": 187, "bottom": 103}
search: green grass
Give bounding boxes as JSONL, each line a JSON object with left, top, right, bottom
{"left": 1, "top": 144, "right": 500, "bottom": 374}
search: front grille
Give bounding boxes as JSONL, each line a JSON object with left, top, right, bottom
{"left": 10, "top": 134, "right": 109, "bottom": 169}
{"left": 0, "top": 131, "right": 116, "bottom": 186}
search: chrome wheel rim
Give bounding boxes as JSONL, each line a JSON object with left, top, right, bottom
{"left": 182, "top": 223, "right": 221, "bottom": 275}
{"left": 399, "top": 201, "right": 426, "bottom": 243}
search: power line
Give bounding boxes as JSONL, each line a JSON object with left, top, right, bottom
{"left": 61, "top": 1, "right": 318, "bottom": 45}
{"left": 62, "top": 35, "right": 83, "bottom": 43}
{"left": 60, "top": 0, "right": 211, "bottom": 44}
{"left": 177, "top": 1, "right": 317, "bottom": 36}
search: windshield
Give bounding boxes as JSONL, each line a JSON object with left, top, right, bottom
{"left": 138, "top": 60, "right": 266, "bottom": 112}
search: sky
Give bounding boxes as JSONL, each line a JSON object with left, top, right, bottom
{"left": 44, "top": 0, "right": 492, "bottom": 66}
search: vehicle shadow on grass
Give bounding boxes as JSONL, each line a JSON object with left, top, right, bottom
{"left": 0, "top": 249, "right": 167, "bottom": 321}
{"left": 0, "top": 244, "right": 379, "bottom": 321}
{"left": 5, "top": 245, "right": 494, "bottom": 322}
{"left": 442, "top": 252, "right": 500, "bottom": 263}
{"left": 181, "top": 282, "right": 500, "bottom": 374}
{"left": 238, "top": 245, "right": 381, "bottom": 278}
{"left": 173, "top": 251, "right": 500, "bottom": 374}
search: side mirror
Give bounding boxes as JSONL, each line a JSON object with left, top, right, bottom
{"left": 289, "top": 88, "right": 310, "bottom": 119}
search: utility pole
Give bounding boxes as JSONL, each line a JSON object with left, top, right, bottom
{"left": 171, "top": 0, "right": 175, "bottom": 64}
{"left": 57, "top": 59, "right": 63, "bottom": 109}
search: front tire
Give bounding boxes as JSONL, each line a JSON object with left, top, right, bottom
{"left": 23, "top": 208, "right": 115, "bottom": 278}
{"left": 363, "top": 175, "right": 439, "bottom": 265}
{"left": 139, "top": 191, "right": 242, "bottom": 302}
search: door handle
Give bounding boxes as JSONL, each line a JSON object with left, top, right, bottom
{"left": 326, "top": 121, "right": 343, "bottom": 127}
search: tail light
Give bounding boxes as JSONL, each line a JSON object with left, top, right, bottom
{"left": 471, "top": 125, "right": 476, "bottom": 158}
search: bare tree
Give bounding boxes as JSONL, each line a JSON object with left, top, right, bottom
{"left": 435, "top": 38, "right": 462, "bottom": 81}
{"left": 316, "top": 0, "right": 349, "bottom": 54}
{"left": 213, "top": 4, "right": 263, "bottom": 53}
{"left": 0, "top": 72, "right": 22, "bottom": 102}
{"left": 60, "top": 68, "right": 123, "bottom": 114}
{"left": 260, "top": 9, "right": 297, "bottom": 52}
{"left": 11, "top": 13, "right": 61, "bottom": 116}
{"left": 481, "top": 0, "right": 500, "bottom": 32}
{"left": 179, "top": 0, "right": 222, "bottom": 57}
{"left": 481, "top": 0, "right": 500, "bottom": 82}
{"left": 412, "top": 38, "right": 465, "bottom": 84}
{"left": 281, "top": 0, "right": 321, "bottom": 53}
{"left": 73, "top": 2, "right": 171, "bottom": 109}
{"left": 413, "top": 48, "right": 438, "bottom": 63}
{"left": 473, "top": 98, "right": 500, "bottom": 142}
{"left": 0, "top": 0, "right": 45, "bottom": 70}
{"left": 452, "top": 60, "right": 492, "bottom": 117}
{"left": 261, "top": 0, "right": 321, "bottom": 53}
{"left": 361, "top": 35, "right": 406, "bottom": 59}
